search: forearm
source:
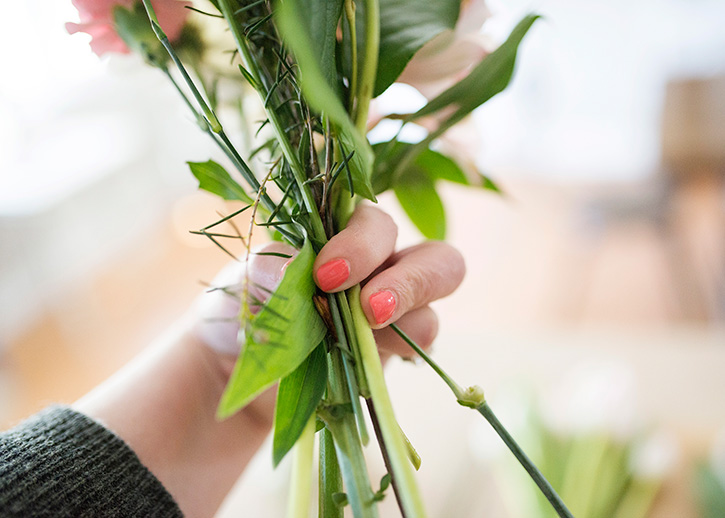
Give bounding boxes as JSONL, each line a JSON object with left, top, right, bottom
{"left": 75, "top": 319, "right": 274, "bottom": 518}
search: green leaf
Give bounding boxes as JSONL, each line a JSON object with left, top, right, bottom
{"left": 217, "top": 237, "right": 326, "bottom": 418}
{"left": 410, "top": 14, "right": 540, "bottom": 127}
{"left": 296, "top": 0, "right": 344, "bottom": 92}
{"left": 272, "top": 343, "right": 328, "bottom": 466}
{"left": 394, "top": 166, "right": 446, "bottom": 240}
{"left": 374, "top": 0, "right": 461, "bottom": 96}
{"left": 373, "top": 141, "right": 503, "bottom": 195}
{"left": 275, "top": 0, "right": 376, "bottom": 201}
{"left": 188, "top": 160, "right": 254, "bottom": 203}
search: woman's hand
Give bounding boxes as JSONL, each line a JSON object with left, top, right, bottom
{"left": 76, "top": 204, "right": 465, "bottom": 518}
{"left": 198, "top": 204, "right": 465, "bottom": 366}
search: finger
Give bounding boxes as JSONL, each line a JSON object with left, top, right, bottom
{"left": 361, "top": 241, "right": 465, "bottom": 328}
{"left": 193, "top": 242, "right": 297, "bottom": 355}
{"left": 374, "top": 306, "right": 438, "bottom": 364}
{"left": 313, "top": 205, "right": 397, "bottom": 292}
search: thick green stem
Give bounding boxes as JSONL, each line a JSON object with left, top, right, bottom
{"left": 327, "top": 294, "right": 369, "bottom": 445}
{"left": 319, "top": 428, "right": 343, "bottom": 518}
{"left": 365, "top": 399, "right": 407, "bottom": 517}
{"left": 348, "top": 288, "right": 427, "bottom": 517}
{"left": 355, "top": 0, "right": 379, "bottom": 133}
{"left": 287, "top": 416, "right": 316, "bottom": 518}
{"left": 323, "top": 348, "right": 378, "bottom": 518}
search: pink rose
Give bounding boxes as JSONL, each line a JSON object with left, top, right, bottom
{"left": 66, "top": 0, "right": 190, "bottom": 56}
{"left": 398, "top": 0, "right": 492, "bottom": 99}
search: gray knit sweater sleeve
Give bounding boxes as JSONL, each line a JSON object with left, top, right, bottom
{"left": 0, "top": 406, "right": 183, "bottom": 517}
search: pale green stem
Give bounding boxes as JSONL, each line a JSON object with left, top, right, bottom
{"left": 323, "top": 348, "right": 378, "bottom": 518}
{"left": 355, "top": 0, "right": 379, "bottom": 133}
{"left": 348, "top": 287, "right": 427, "bottom": 517}
{"left": 287, "top": 416, "right": 316, "bottom": 518}
{"left": 327, "top": 294, "right": 370, "bottom": 445}
{"left": 335, "top": 292, "right": 370, "bottom": 397}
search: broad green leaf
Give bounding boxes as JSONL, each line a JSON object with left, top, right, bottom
{"left": 188, "top": 160, "right": 254, "bottom": 203}
{"left": 296, "top": 0, "right": 343, "bottom": 92}
{"left": 416, "top": 148, "right": 468, "bottom": 184}
{"left": 373, "top": 142, "right": 501, "bottom": 195}
{"left": 217, "top": 237, "right": 326, "bottom": 418}
{"left": 394, "top": 167, "right": 446, "bottom": 240}
{"left": 374, "top": 0, "right": 461, "bottom": 96}
{"left": 410, "top": 14, "right": 539, "bottom": 127}
{"left": 272, "top": 343, "right": 327, "bottom": 466}
{"left": 276, "top": 0, "right": 376, "bottom": 201}
{"left": 416, "top": 148, "right": 503, "bottom": 193}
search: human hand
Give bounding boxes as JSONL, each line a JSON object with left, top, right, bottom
{"left": 76, "top": 204, "right": 464, "bottom": 518}
{"left": 194, "top": 204, "right": 465, "bottom": 415}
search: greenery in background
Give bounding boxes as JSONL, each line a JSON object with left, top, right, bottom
{"left": 114, "top": 0, "right": 577, "bottom": 516}
{"left": 696, "top": 458, "right": 725, "bottom": 518}
{"left": 487, "top": 401, "right": 668, "bottom": 518}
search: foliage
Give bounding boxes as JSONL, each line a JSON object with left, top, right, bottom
{"left": 73, "top": 0, "right": 559, "bottom": 515}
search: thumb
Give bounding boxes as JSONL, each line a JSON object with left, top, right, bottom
{"left": 192, "top": 242, "right": 298, "bottom": 356}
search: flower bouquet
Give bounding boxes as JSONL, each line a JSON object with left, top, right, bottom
{"left": 67, "top": 0, "right": 570, "bottom": 516}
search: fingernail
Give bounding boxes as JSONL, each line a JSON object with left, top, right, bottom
{"left": 316, "top": 258, "right": 350, "bottom": 291}
{"left": 369, "top": 290, "right": 396, "bottom": 324}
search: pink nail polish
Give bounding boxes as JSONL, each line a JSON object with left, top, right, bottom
{"left": 316, "top": 258, "right": 350, "bottom": 291}
{"left": 369, "top": 290, "right": 396, "bottom": 324}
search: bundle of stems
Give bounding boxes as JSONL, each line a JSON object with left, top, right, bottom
{"left": 139, "top": 0, "right": 573, "bottom": 516}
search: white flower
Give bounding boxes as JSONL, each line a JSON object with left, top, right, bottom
{"left": 398, "top": 0, "right": 492, "bottom": 99}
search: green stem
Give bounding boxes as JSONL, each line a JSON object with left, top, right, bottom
{"left": 141, "top": 0, "right": 221, "bottom": 133}
{"left": 319, "top": 428, "right": 343, "bottom": 518}
{"left": 355, "top": 0, "right": 379, "bottom": 133}
{"left": 323, "top": 348, "right": 378, "bottom": 518}
{"left": 145, "top": 6, "right": 292, "bottom": 232}
{"left": 343, "top": 0, "right": 358, "bottom": 111}
{"left": 478, "top": 403, "right": 575, "bottom": 518}
{"left": 217, "top": 0, "right": 327, "bottom": 243}
{"left": 365, "top": 398, "right": 407, "bottom": 517}
{"left": 287, "top": 416, "right": 316, "bottom": 518}
{"left": 388, "top": 324, "right": 463, "bottom": 397}
{"left": 349, "top": 288, "right": 427, "bottom": 517}
{"left": 335, "top": 292, "right": 369, "bottom": 397}
{"left": 390, "top": 324, "right": 574, "bottom": 518}
{"left": 327, "top": 294, "right": 370, "bottom": 445}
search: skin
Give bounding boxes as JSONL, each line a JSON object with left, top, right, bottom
{"left": 75, "top": 205, "right": 465, "bottom": 518}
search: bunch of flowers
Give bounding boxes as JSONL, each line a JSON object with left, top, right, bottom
{"left": 67, "top": 1, "right": 562, "bottom": 517}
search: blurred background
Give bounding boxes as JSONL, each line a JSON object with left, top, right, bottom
{"left": 1, "top": 0, "right": 724, "bottom": 517}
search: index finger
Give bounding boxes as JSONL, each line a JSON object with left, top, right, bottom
{"left": 313, "top": 205, "right": 397, "bottom": 293}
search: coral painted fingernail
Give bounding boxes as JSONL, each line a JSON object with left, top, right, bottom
{"left": 369, "top": 290, "right": 396, "bottom": 324}
{"left": 316, "top": 258, "right": 350, "bottom": 291}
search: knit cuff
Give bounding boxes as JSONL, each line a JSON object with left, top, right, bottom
{"left": 0, "top": 405, "right": 183, "bottom": 517}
